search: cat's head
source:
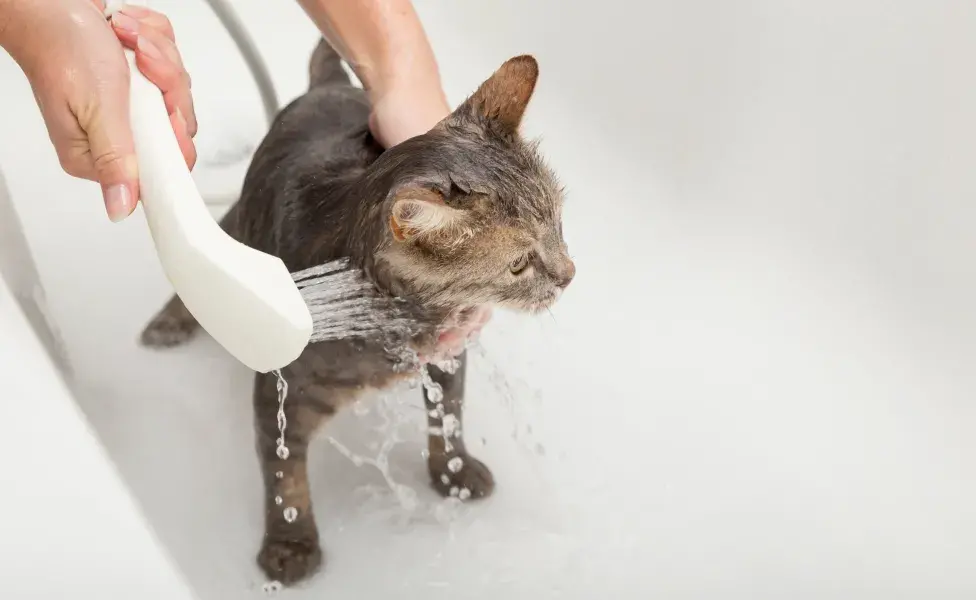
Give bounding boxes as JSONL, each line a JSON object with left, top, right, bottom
{"left": 375, "top": 55, "right": 574, "bottom": 314}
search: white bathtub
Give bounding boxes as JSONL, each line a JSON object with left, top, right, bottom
{"left": 1, "top": 1, "right": 974, "bottom": 598}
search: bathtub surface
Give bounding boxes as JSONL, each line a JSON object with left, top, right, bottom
{"left": 1, "top": 0, "right": 974, "bottom": 598}
{"left": 0, "top": 277, "right": 198, "bottom": 599}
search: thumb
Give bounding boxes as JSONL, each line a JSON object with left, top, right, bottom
{"left": 85, "top": 81, "right": 140, "bottom": 223}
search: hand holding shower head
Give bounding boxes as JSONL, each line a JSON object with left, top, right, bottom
{"left": 111, "top": 2, "right": 313, "bottom": 373}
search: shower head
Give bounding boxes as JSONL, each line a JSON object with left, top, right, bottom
{"left": 111, "top": 1, "right": 313, "bottom": 373}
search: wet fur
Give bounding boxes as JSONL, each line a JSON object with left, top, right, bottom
{"left": 140, "top": 40, "right": 573, "bottom": 585}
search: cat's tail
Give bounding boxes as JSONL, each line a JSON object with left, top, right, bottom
{"left": 308, "top": 38, "right": 352, "bottom": 89}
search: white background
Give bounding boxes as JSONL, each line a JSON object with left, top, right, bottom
{"left": 1, "top": 0, "right": 974, "bottom": 598}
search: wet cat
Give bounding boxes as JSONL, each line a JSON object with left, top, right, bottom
{"left": 140, "top": 40, "right": 574, "bottom": 585}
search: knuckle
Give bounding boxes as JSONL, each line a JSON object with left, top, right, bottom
{"left": 155, "top": 14, "right": 176, "bottom": 40}
{"left": 92, "top": 148, "right": 126, "bottom": 175}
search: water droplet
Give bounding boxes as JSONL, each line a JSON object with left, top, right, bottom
{"left": 263, "top": 580, "right": 283, "bottom": 594}
{"left": 421, "top": 449, "right": 430, "bottom": 459}
{"left": 275, "top": 471, "right": 284, "bottom": 479}
{"left": 427, "top": 386, "right": 444, "bottom": 404}
{"left": 442, "top": 414, "right": 460, "bottom": 438}
{"left": 447, "top": 457, "right": 464, "bottom": 473}
{"left": 449, "top": 486, "right": 460, "bottom": 497}
{"left": 283, "top": 507, "right": 298, "bottom": 523}
{"left": 276, "top": 445, "right": 290, "bottom": 460}
{"left": 274, "top": 496, "right": 283, "bottom": 506}
{"left": 440, "top": 474, "right": 450, "bottom": 485}
{"left": 428, "top": 409, "right": 439, "bottom": 418}
{"left": 458, "top": 488, "right": 471, "bottom": 500}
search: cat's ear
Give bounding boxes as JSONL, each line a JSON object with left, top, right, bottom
{"left": 458, "top": 55, "right": 539, "bottom": 134}
{"left": 390, "top": 186, "right": 468, "bottom": 242}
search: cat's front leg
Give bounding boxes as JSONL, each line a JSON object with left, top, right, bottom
{"left": 425, "top": 351, "right": 495, "bottom": 499}
{"left": 252, "top": 371, "right": 329, "bottom": 586}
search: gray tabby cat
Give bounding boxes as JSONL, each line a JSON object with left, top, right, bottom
{"left": 140, "top": 40, "right": 575, "bottom": 585}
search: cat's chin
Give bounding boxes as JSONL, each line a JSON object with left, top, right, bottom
{"left": 509, "top": 289, "right": 562, "bottom": 315}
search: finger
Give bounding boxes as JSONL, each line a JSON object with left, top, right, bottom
{"left": 436, "top": 329, "right": 464, "bottom": 348}
{"left": 170, "top": 109, "right": 197, "bottom": 170}
{"left": 80, "top": 74, "right": 140, "bottom": 222}
{"left": 474, "top": 305, "right": 493, "bottom": 328}
{"left": 118, "top": 5, "right": 176, "bottom": 41}
{"left": 111, "top": 14, "right": 197, "bottom": 136}
{"left": 56, "top": 142, "right": 98, "bottom": 182}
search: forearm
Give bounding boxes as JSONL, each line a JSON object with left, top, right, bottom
{"left": 0, "top": 0, "right": 30, "bottom": 61}
{"left": 295, "top": 0, "right": 443, "bottom": 101}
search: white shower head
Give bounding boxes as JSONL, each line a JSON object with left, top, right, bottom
{"left": 110, "top": 1, "right": 313, "bottom": 373}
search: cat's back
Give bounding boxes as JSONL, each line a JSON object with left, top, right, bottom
{"left": 235, "top": 41, "right": 381, "bottom": 253}
{"left": 247, "top": 81, "right": 374, "bottom": 187}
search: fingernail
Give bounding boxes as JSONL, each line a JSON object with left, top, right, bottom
{"left": 111, "top": 12, "right": 139, "bottom": 36}
{"left": 103, "top": 183, "right": 134, "bottom": 222}
{"left": 137, "top": 34, "right": 162, "bottom": 61}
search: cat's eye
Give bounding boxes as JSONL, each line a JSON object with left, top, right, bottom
{"left": 510, "top": 254, "right": 530, "bottom": 275}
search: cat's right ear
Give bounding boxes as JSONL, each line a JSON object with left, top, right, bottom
{"left": 390, "top": 187, "right": 469, "bottom": 242}
{"left": 456, "top": 55, "right": 539, "bottom": 134}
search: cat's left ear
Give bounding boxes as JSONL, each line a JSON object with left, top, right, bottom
{"left": 390, "top": 186, "right": 469, "bottom": 242}
{"left": 457, "top": 55, "right": 539, "bottom": 134}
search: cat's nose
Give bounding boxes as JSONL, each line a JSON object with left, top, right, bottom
{"left": 556, "top": 259, "right": 576, "bottom": 289}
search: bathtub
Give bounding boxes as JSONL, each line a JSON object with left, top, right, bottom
{"left": 1, "top": 0, "right": 974, "bottom": 598}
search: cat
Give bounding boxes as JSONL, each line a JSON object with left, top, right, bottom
{"left": 139, "top": 39, "right": 575, "bottom": 585}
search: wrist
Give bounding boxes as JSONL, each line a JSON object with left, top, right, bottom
{"left": 1, "top": 0, "right": 60, "bottom": 74}
{"left": 359, "top": 49, "right": 446, "bottom": 104}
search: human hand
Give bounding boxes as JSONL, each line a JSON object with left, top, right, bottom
{"left": 2, "top": 0, "right": 196, "bottom": 222}
{"left": 421, "top": 305, "right": 493, "bottom": 364}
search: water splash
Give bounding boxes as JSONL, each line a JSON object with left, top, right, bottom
{"left": 275, "top": 263, "right": 491, "bottom": 520}
{"left": 291, "top": 259, "right": 425, "bottom": 343}
{"left": 324, "top": 389, "right": 420, "bottom": 512}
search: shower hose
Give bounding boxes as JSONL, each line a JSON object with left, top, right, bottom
{"left": 202, "top": 0, "right": 279, "bottom": 124}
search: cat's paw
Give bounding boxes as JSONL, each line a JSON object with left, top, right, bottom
{"left": 139, "top": 313, "right": 197, "bottom": 348}
{"left": 257, "top": 537, "right": 324, "bottom": 586}
{"left": 429, "top": 453, "right": 495, "bottom": 500}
